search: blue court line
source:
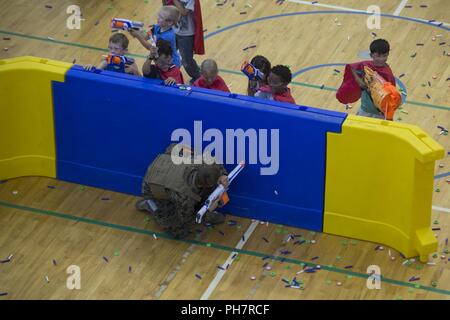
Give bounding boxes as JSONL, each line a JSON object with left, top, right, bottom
{"left": 205, "top": 10, "right": 450, "bottom": 40}
{"left": 293, "top": 63, "right": 346, "bottom": 78}
{"left": 435, "top": 172, "right": 450, "bottom": 180}
{"left": 292, "top": 63, "right": 408, "bottom": 104}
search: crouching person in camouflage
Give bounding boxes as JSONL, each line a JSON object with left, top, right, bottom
{"left": 136, "top": 144, "right": 229, "bottom": 239}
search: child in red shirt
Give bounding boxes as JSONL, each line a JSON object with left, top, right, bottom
{"left": 193, "top": 59, "right": 230, "bottom": 92}
{"left": 255, "top": 65, "right": 296, "bottom": 104}
{"left": 142, "top": 39, "right": 184, "bottom": 85}
{"left": 336, "top": 39, "right": 397, "bottom": 120}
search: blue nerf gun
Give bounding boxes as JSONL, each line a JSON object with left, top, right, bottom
{"left": 241, "top": 61, "right": 264, "bottom": 81}
{"left": 196, "top": 161, "right": 245, "bottom": 224}
{"left": 103, "top": 54, "right": 135, "bottom": 73}
{"left": 111, "top": 18, "right": 144, "bottom": 31}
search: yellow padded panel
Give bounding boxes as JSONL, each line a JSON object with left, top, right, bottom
{"left": 324, "top": 115, "right": 444, "bottom": 262}
{"left": 0, "top": 56, "right": 72, "bottom": 180}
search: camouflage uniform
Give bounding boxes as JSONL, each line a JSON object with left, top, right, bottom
{"left": 141, "top": 145, "right": 227, "bottom": 238}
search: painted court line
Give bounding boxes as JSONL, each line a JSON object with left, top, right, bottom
{"left": 201, "top": 220, "right": 259, "bottom": 300}
{"left": 0, "top": 200, "right": 449, "bottom": 296}
{"left": 414, "top": 18, "right": 450, "bottom": 28}
{"left": 286, "top": 0, "right": 450, "bottom": 26}
{"left": 393, "top": 0, "right": 409, "bottom": 16}
{"left": 435, "top": 172, "right": 450, "bottom": 180}
{"left": 286, "top": 0, "right": 364, "bottom": 13}
{"left": 432, "top": 206, "right": 450, "bottom": 213}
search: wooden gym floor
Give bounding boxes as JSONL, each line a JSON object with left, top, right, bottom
{"left": 0, "top": 0, "right": 449, "bottom": 299}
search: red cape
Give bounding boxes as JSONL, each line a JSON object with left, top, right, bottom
{"left": 336, "top": 61, "right": 395, "bottom": 104}
{"left": 259, "top": 85, "right": 296, "bottom": 104}
{"left": 193, "top": 0, "right": 205, "bottom": 54}
{"left": 194, "top": 75, "right": 230, "bottom": 92}
{"left": 165, "top": 0, "right": 204, "bottom": 54}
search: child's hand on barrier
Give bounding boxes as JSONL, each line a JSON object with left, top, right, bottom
{"left": 84, "top": 64, "right": 95, "bottom": 71}
{"left": 125, "top": 63, "right": 140, "bottom": 76}
{"left": 164, "top": 77, "right": 177, "bottom": 86}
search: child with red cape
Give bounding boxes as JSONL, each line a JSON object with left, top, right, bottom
{"left": 163, "top": 0, "right": 205, "bottom": 84}
{"left": 336, "top": 39, "right": 399, "bottom": 120}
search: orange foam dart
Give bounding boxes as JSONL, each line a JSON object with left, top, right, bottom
{"left": 104, "top": 54, "right": 125, "bottom": 66}
{"left": 112, "top": 56, "right": 122, "bottom": 65}
{"left": 113, "top": 21, "right": 126, "bottom": 29}
{"left": 241, "top": 61, "right": 254, "bottom": 74}
{"left": 220, "top": 192, "right": 230, "bottom": 205}
{"left": 364, "top": 66, "right": 401, "bottom": 120}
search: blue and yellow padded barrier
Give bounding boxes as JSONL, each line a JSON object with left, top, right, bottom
{"left": 324, "top": 115, "right": 444, "bottom": 262}
{"left": 0, "top": 57, "right": 444, "bottom": 262}
{"left": 0, "top": 56, "right": 72, "bottom": 179}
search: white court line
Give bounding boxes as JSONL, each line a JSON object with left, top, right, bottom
{"left": 286, "top": 0, "right": 364, "bottom": 12}
{"left": 433, "top": 206, "right": 450, "bottom": 213}
{"left": 200, "top": 220, "right": 259, "bottom": 300}
{"left": 286, "top": 0, "right": 450, "bottom": 27}
{"left": 393, "top": 0, "right": 409, "bottom": 16}
{"left": 415, "top": 18, "right": 450, "bottom": 27}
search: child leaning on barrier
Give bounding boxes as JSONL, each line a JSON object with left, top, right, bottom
{"left": 84, "top": 33, "right": 141, "bottom": 76}
{"left": 255, "top": 65, "right": 296, "bottom": 104}
{"left": 247, "top": 55, "right": 271, "bottom": 97}
{"left": 193, "top": 59, "right": 230, "bottom": 92}
{"left": 142, "top": 39, "right": 184, "bottom": 85}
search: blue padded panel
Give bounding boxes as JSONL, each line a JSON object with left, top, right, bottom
{"left": 53, "top": 66, "right": 346, "bottom": 231}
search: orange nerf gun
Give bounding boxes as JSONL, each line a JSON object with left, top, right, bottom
{"left": 104, "top": 54, "right": 135, "bottom": 66}
{"left": 364, "top": 66, "right": 401, "bottom": 120}
{"left": 241, "top": 61, "right": 264, "bottom": 81}
{"left": 103, "top": 54, "right": 135, "bottom": 73}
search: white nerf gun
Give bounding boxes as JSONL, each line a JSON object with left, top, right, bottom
{"left": 111, "top": 18, "right": 144, "bottom": 31}
{"left": 196, "top": 161, "right": 245, "bottom": 224}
